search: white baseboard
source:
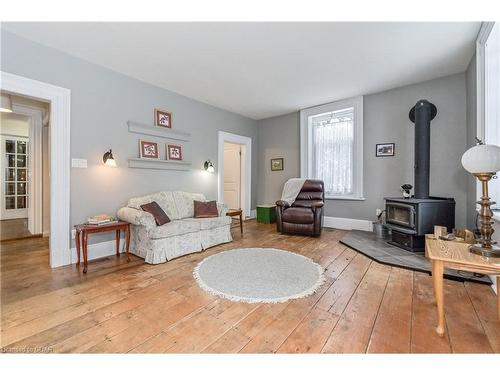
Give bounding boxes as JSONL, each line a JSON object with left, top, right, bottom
{"left": 323, "top": 216, "right": 373, "bottom": 232}
{"left": 69, "top": 239, "right": 125, "bottom": 264}
{"left": 246, "top": 209, "right": 256, "bottom": 220}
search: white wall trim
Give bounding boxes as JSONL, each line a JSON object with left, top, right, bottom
{"left": 323, "top": 216, "right": 373, "bottom": 232}
{"left": 1, "top": 71, "right": 71, "bottom": 268}
{"left": 217, "top": 131, "right": 252, "bottom": 218}
{"left": 11, "top": 103, "right": 44, "bottom": 235}
{"left": 300, "top": 96, "right": 364, "bottom": 200}
{"left": 69, "top": 239, "right": 126, "bottom": 264}
{"left": 476, "top": 22, "right": 495, "bottom": 143}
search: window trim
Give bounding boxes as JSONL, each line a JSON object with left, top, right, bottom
{"left": 300, "top": 96, "right": 364, "bottom": 200}
{"left": 476, "top": 22, "right": 499, "bottom": 206}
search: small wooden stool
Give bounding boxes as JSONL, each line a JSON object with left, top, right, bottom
{"left": 226, "top": 209, "right": 243, "bottom": 235}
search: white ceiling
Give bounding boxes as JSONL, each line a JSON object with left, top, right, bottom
{"left": 2, "top": 22, "right": 481, "bottom": 120}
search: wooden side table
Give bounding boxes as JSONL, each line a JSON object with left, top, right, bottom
{"left": 75, "top": 221, "right": 131, "bottom": 273}
{"left": 425, "top": 234, "right": 500, "bottom": 337}
{"left": 226, "top": 209, "right": 243, "bottom": 235}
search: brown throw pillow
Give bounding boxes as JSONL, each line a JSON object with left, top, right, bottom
{"left": 194, "top": 200, "right": 218, "bottom": 218}
{"left": 140, "top": 201, "right": 170, "bottom": 226}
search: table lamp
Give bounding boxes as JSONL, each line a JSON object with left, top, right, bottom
{"left": 461, "top": 140, "right": 500, "bottom": 257}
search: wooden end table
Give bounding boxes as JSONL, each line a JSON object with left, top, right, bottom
{"left": 226, "top": 209, "right": 243, "bottom": 235}
{"left": 75, "top": 221, "right": 131, "bottom": 273}
{"left": 425, "top": 234, "right": 500, "bottom": 337}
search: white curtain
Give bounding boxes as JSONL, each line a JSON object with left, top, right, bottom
{"left": 312, "top": 110, "right": 354, "bottom": 196}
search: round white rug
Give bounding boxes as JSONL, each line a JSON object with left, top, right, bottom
{"left": 193, "top": 248, "right": 325, "bottom": 303}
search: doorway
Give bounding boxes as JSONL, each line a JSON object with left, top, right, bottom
{"left": 1, "top": 71, "right": 70, "bottom": 268}
{"left": 223, "top": 142, "right": 244, "bottom": 210}
{"left": 218, "top": 131, "right": 252, "bottom": 218}
{"left": 0, "top": 94, "right": 49, "bottom": 241}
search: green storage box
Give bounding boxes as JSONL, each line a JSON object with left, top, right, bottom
{"left": 256, "top": 204, "right": 276, "bottom": 224}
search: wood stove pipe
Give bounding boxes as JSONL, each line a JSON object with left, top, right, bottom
{"left": 409, "top": 100, "right": 437, "bottom": 199}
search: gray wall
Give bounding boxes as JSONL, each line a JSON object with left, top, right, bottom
{"left": 1, "top": 30, "right": 258, "bottom": 245}
{"left": 257, "top": 112, "right": 300, "bottom": 204}
{"left": 258, "top": 73, "right": 470, "bottom": 228}
{"left": 465, "top": 54, "right": 478, "bottom": 229}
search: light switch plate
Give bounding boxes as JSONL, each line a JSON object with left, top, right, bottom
{"left": 71, "top": 158, "right": 87, "bottom": 168}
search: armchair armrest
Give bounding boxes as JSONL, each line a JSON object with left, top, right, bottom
{"left": 311, "top": 201, "right": 324, "bottom": 210}
{"left": 276, "top": 200, "right": 290, "bottom": 209}
{"left": 117, "top": 207, "right": 156, "bottom": 228}
{"left": 217, "top": 202, "right": 229, "bottom": 217}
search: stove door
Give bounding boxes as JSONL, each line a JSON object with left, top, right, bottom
{"left": 386, "top": 202, "right": 416, "bottom": 230}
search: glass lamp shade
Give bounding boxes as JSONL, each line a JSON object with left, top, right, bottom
{"left": 461, "top": 144, "right": 500, "bottom": 174}
{"left": 105, "top": 158, "right": 117, "bottom": 167}
{"left": 0, "top": 93, "right": 13, "bottom": 113}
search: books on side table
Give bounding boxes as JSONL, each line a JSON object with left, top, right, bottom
{"left": 86, "top": 214, "right": 118, "bottom": 226}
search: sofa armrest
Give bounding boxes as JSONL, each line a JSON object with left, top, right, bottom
{"left": 217, "top": 202, "right": 229, "bottom": 217}
{"left": 117, "top": 207, "right": 156, "bottom": 228}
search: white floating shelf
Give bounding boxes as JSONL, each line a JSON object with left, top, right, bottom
{"left": 128, "top": 158, "right": 192, "bottom": 171}
{"left": 127, "top": 121, "right": 191, "bottom": 142}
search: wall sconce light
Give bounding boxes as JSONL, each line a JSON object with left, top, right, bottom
{"left": 204, "top": 160, "right": 215, "bottom": 173}
{"left": 103, "top": 149, "right": 117, "bottom": 167}
{"left": 0, "top": 93, "right": 13, "bottom": 113}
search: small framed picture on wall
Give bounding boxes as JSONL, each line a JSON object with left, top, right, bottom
{"left": 139, "top": 140, "right": 159, "bottom": 159}
{"left": 167, "top": 144, "right": 183, "bottom": 161}
{"left": 155, "top": 109, "right": 172, "bottom": 128}
{"left": 270, "top": 158, "right": 284, "bottom": 171}
{"left": 376, "top": 143, "right": 395, "bottom": 157}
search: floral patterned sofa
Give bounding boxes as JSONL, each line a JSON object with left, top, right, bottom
{"left": 117, "top": 191, "right": 232, "bottom": 264}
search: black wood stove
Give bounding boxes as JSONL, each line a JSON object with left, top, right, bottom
{"left": 384, "top": 100, "right": 455, "bottom": 252}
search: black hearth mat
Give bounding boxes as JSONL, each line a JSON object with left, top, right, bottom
{"left": 340, "top": 230, "right": 491, "bottom": 285}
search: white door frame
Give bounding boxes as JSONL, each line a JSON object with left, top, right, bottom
{"left": 217, "top": 131, "right": 251, "bottom": 218}
{"left": 11, "top": 103, "right": 44, "bottom": 234}
{"left": 1, "top": 71, "right": 71, "bottom": 268}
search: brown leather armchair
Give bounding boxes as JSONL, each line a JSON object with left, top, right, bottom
{"left": 276, "top": 180, "right": 324, "bottom": 237}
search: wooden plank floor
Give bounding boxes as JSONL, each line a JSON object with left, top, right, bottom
{"left": 1, "top": 220, "right": 498, "bottom": 353}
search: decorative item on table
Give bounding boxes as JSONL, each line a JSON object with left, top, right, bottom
{"left": 372, "top": 209, "right": 389, "bottom": 239}
{"left": 204, "top": 160, "right": 215, "bottom": 173}
{"left": 270, "top": 158, "right": 284, "bottom": 171}
{"left": 167, "top": 144, "right": 183, "bottom": 161}
{"left": 102, "top": 149, "right": 117, "bottom": 167}
{"left": 139, "top": 140, "right": 159, "bottom": 159}
{"left": 461, "top": 138, "right": 500, "bottom": 257}
{"left": 376, "top": 143, "right": 395, "bottom": 157}
{"left": 401, "top": 183, "right": 413, "bottom": 199}
{"left": 154, "top": 109, "right": 172, "bottom": 128}
{"left": 87, "top": 214, "right": 118, "bottom": 226}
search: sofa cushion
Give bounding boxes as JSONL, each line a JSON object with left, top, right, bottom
{"left": 194, "top": 200, "right": 218, "bottom": 218}
{"left": 173, "top": 191, "right": 206, "bottom": 219}
{"left": 282, "top": 207, "right": 314, "bottom": 224}
{"left": 140, "top": 202, "right": 170, "bottom": 226}
{"left": 148, "top": 219, "right": 200, "bottom": 239}
{"left": 183, "top": 216, "right": 231, "bottom": 230}
{"left": 155, "top": 191, "right": 180, "bottom": 220}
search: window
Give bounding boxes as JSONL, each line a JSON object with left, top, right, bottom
{"left": 478, "top": 22, "right": 500, "bottom": 205}
{"left": 300, "top": 96, "right": 364, "bottom": 200}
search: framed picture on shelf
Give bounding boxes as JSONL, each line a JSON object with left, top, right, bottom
{"left": 376, "top": 143, "right": 395, "bottom": 157}
{"left": 154, "top": 109, "right": 172, "bottom": 128}
{"left": 139, "top": 140, "right": 159, "bottom": 159}
{"left": 167, "top": 144, "right": 183, "bottom": 161}
{"left": 270, "top": 158, "right": 284, "bottom": 171}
